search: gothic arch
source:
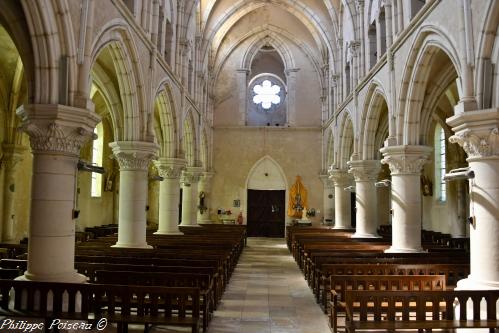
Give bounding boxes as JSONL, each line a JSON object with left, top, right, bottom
{"left": 337, "top": 110, "right": 355, "bottom": 169}
{"left": 90, "top": 20, "right": 147, "bottom": 141}
{"left": 360, "top": 81, "right": 389, "bottom": 160}
{"left": 397, "top": 25, "right": 462, "bottom": 145}
{"left": 182, "top": 109, "right": 198, "bottom": 166}
{"left": 153, "top": 85, "right": 178, "bottom": 158}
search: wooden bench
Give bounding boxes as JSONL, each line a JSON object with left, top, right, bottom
{"left": 0, "top": 279, "right": 201, "bottom": 333}
{"left": 95, "top": 270, "right": 212, "bottom": 332}
{"left": 344, "top": 289, "right": 499, "bottom": 333}
{"left": 328, "top": 274, "right": 446, "bottom": 333}
{"left": 318, "top": 263, "right": 469, "bottom": 311}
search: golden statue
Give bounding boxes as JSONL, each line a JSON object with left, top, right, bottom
{"left": 288, "top": 175, "right": 308, "bottom": 218}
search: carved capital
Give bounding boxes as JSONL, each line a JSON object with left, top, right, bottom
{"left": 17, "top": 104, "right": 100, "bottom": 157}
{"left": 181, "top": 167, "right": 204, "bottom": 185}
{"left": 348, "top": 160, "right": 381, "bottom": 182}
{"left": 110, "top": 141, "right": 159, "bottom": 171}
{"left": 447, "top": 108, "right": 499, "bottom": 160}
{"left": 1, "top": 144, "right": 27, "bottom": 172}
{"left": 154, "top": 158, "right": 186, "bottom": 179}
{"left": 319, "top": 174, "right": 334, "bottom": 188}
{"left": 380, "top": 145, "right": 432, "bottom": 175}
{"left": 328, "top": 168, "right": 352, "bottom": 186}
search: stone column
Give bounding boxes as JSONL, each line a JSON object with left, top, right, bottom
{"left": 319, "top": 174, "right": 335, "bottom": 223}
{"left": 16, "top": 104, "right": 100, "bottom": 282}
{"left": 329, "top": 169, "right": 353, "bottom": 229}
{"left": 154, "top": 158, "right": 185, "bottom": 235}
{"left": 447, "top": 108, "right": 499, "bottom": 290}
{"left": 381, "top": 145, "right": 432, "bottom": 253}
{"left": 110, "top": 141, "right": 158, "bottom": 248}
{"left": 197, "top": 171, "right": 215, "bottom": 224}
{"left": 348, "top": 160, "right": 381, "bottom": 238}
{"left": 180, "top": 167, "right": 203, "bottom": 227}
{"left": 355, "top": 0, "right": 366, "bottom": 77}
{"left": 236, "top": 69, "right": 249, "bottom": 126}
{"left": 1, "top": 144, "right": 27, "bottom": 242}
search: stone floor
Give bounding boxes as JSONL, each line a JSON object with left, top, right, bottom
{"left": 205, "top": 237, "right": 330, "bottom": 333}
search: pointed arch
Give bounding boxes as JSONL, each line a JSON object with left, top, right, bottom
{"left": 182, "top": 108, "right": 197, "bottom": 166}
{"left": 397, "top": 25, "right": 461, "bottom": 145}
{"left": 245, "top": 155, "right": 288, "bottom": 191}
{"left": 153, "top": 84, "right": 178, "bottom": 158}
{"left": 337, "top": 110, "right": 355, "bottom": 169}
{"left": 90, "top": 20, "right": 147, "bottom": 141}
{"left": 359, "top": 80, "right": 389, "bottom": 160}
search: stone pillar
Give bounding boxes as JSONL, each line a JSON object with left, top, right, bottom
{"left": 329, "top": 169, "right": 353, "bottom": 229}
{"left": 236, "top": 69, "right": 249, "bottom": 126}
{"left": 180, "top": 167, "right": 203, "bottom": 227}
{"left": 16, "top": 104, "right": 99, "bottom": 282}
{"left": 1, "top": 144, "right": 27, "bottom": 242}
{"left": 197, "top": 171, "right": 215, "bottom": 224}
{"left": 447, "top": 108, "right": 499, "bottom": 290}
{"left": 348, "top": 160, "right": 381, "bottom": 238}
{"left": 110, "top": 141, "right": 158, "bottom": 248}
{"left": 319, "top": 174, "right": 335, "bottom": 223}
{"left": 154, "top": 158, "right": 185, "bottom": 235}
{"left": 355, "top": 0, "right": 365, "bottom": 77}
{"left": 381, "top": 145, "right": 432, "bottom": 253}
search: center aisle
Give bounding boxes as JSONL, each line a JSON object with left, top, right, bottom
{"left": 207, "top": 237, "right": 330, "bottom": 333}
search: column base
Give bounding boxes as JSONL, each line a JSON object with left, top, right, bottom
{"left": 384, "top": 246, "right": 426, "bottom": 253}
{"left": 154, "top": 230, "right": 183, "bottom": 235}
{"left": 112, "top": 242, "right": 153, "bottom": 249}
{"left": 351, "top": 232, "right": 382, "bottom": 238}
{"left": 17, "top": 270, "right": 87, "bottom": 283}
{"left": 455, "top": 276, "right": 499, "bottom": 290}
{"left": 179, "top": 224, "right": 201, "bottom": 227}
{"left": 333, "top": 226, "right": 354, "bottom": 230}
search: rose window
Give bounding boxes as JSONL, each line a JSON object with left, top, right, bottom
{"left": 252, "top": 80, "right": 281, "bottom": 109}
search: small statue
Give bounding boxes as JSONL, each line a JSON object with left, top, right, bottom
{"left": 301, "top": 207, "right": 308, "bottom": 220}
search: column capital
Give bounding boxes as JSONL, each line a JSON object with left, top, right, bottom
{"left": 1, "top": 144, "right": 28, "bottom": 171}
{"left": 328, "top": 168, "right": 352, "bottom": 186}
{"left": 447, "top": 108, "right": 499, "bottom": 160}
{"left": 154, "top": 157, "right": 186, "bottom": 179}
{"left": 355, "top": 0, "right": 365, "bottom": 10}
{"left": 16, "top": 104, "right": 100, "bottom": 157}
{"left": 110, "top": 141, "right": 159, "bottom": 171}
{"left": 348, "top": 160, "right": 381, "bottom": 181}
{"left": 236, "top": 68, "right": 250, "bottom": 74}
{"left": 319, "top": 173, "right": 334, "bottom": 187}
{"left": 199, "top": 171, "right": 215, "bottom": 182}
{"left": 380, "top": 145, "right": 432, "bottom": 175}
{"left": 181, "top": 166, "right": 204, "bottom": 185}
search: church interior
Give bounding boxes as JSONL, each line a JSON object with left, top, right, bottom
{"left": 0, "top": 0, "right": 498, "bottom": 332}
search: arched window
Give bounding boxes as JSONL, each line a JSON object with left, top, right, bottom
{"left": 91, "top": 123, "right": 104, "bottom": 197}
{"left": 434, "top": 124, "right": 446, "bottom": 202}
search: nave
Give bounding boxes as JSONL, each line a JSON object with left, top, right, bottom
{"left": 206, "top": 238, "right": 330, "bottom": 333}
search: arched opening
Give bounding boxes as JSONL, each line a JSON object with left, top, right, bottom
{"left": 245, "top": 156, "right": 288, "bottom": 238}
{"left": 182, "top": 112, "right": 196, "bottom": 166}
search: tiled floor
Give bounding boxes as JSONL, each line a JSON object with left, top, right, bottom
{"left": 206, "top": 237, "right": 330, "bottom": 333}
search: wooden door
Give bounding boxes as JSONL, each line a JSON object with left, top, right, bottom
{"left": 247, "top": 190, "right": 285, "bottom": 237}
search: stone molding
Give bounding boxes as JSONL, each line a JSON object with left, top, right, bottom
{"left": 110, "top": 141, "right": 159, "bottom": 171}
{"left": 17, "top": 104, "right": 100, "bottom": 157}
{"left": 348, "top": 160, "right": 381, "bottom": 182}
{"left": 154, "top": 158, "right": 186, "bottom": 179}
{"left": 199, "top": 171, "right": 215, "bottom": 184}
{"left": 447, "top": 108, "right": 499, "bottom": 160}
{"left": 181, "top": 167, "right": 204, "bottom": 185}
{"left": 380, "top": 145, "right": 432, "bottom": 175}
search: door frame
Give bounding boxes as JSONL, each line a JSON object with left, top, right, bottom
{"left": 244, "top": 155, "right": 289, "bottom": 226}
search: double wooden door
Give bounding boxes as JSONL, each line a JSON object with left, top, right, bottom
{"left": 247, "top": 190, "right": 285, "bottom": 237}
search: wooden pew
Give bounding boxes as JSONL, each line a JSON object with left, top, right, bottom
{"left": 328, "top": 274, "right": 446, "bottom": 333}
{"left": 95, "top": 270, "right": 212, "bottom": 332}
{"left": 344, "top": 290, "right": 499, "bottom": 333}
{"left": 0, "top": 279, "right": 201, "bottom": 333}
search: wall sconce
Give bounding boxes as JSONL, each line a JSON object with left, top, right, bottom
{"left": 375, "top": 179, "right": 391, "bottom": 187}
{"left": 150, "top": 175, "right": 164, "bottom": 181}
{"left": 77, "top": 160, "right": 105, "bottom": 174}
{"left": 443, "top": 167, "right": 475, "bottom": 181}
